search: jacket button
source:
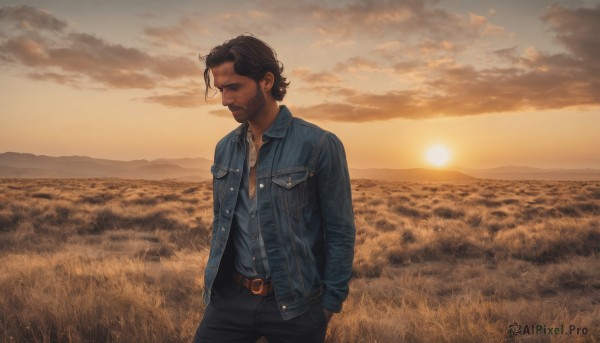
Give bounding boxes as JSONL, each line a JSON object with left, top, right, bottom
{"left": 225, "top": 209, "right": 230, "bottom": 214}
{"left": 282, "top": 305, "right": 287, "bottom": 310}
{"left": 230, "top": 187, "right": 234, "bottom": 191}
{"left": 221, "top": 227, "right": 225, "bottom": 231}
{"left": 259, "top": 183, "right": 264, "bottom": 188}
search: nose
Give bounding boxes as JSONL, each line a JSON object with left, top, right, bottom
{"left": 221, "top": 89, "right": 234, "bottom": 107}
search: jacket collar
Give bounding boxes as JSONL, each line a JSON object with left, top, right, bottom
{"left": 231, "top": 105, "right": 292, "bottom": 142}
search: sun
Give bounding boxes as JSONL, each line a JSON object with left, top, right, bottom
{"left": 426, "top": 145, "right": 450, "bottom": 167}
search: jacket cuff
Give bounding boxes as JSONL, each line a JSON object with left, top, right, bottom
{"left": 321, "top": 291, "right": 343, "bottom": 313}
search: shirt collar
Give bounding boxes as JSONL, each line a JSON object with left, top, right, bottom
{"left": 232, "top": 105, "right": 292, "bottom": 142}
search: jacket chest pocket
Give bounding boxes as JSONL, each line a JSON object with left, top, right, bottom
{"left": 211, "top": 164, "right": 229, "bottom": 203}
{"left": 271, "top": 170, "right": 310, "bottom": 220}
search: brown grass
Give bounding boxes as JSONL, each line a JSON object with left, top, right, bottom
{"left": 1, "top": 178, "right": 599, "bottom": 342}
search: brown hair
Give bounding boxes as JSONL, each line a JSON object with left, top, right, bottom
{"left": 200, "top": 34, "right": 290, "bottom": 101}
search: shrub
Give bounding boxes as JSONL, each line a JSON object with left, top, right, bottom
{"left": 32, "top": 192, "right": 53, "bottom": 200}
{"left": 79, "top": 193, "right": 115, "bottom": 205}
{"left": 432, "top": 206, "right": 464, "bottom": 219}
{"left": 392, "top": 205, "right": 423, "bottom": 219}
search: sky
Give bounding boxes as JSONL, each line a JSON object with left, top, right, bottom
{"left": 1, "top": 0, "right": 599, "bottom": 169}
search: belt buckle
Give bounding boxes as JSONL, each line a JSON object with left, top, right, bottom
{"left": 250, "top": 279, "right": 264, "bottom": 295}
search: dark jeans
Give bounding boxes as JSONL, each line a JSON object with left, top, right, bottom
{"left": 194, "top": 281, "right": 329, "bottom": 343}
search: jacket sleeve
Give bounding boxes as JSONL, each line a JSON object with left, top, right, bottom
{"left": 315, "top": 132, "right": 356, "bottom": 313}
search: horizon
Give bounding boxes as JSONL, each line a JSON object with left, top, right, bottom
{"left": 1, "top": 1, "right": 600, "bottom": 170}
{"left": 2, "top": 150, "right": 600, "bottom": 171}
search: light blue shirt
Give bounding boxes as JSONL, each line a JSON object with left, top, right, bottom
{"left": 231, "top": 132, "right": 270, "bottom": 279}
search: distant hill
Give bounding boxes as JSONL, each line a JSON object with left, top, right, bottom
{"left": 457, "top": 166, "right": 600, "bottom": 181}
{"left": 350, "top": 168, "right": 477, "bottom": 182}
{"left": 1, "top": 152, "right": 478, "bottom": 182}
{"left": 0, "top": 152, "right": 211, "bottom": 181}
{"left": 351, "top": 166, "right": 600, "bottom": 181}
{"left": 2, "top": 152, "right": 599, "bottom": 181}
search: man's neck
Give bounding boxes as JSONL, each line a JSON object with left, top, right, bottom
{"left": 248, "top": 102, "right": 280, "bottom": 143}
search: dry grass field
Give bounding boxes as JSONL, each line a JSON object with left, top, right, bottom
{"left": 0, "top": 178, "right": 599, "bottom": 343}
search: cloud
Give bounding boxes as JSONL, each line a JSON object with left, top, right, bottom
{"left": 372, "top": 40, "right": 403, "bottom": 58}
{"left": 2, "top": 2, "right": 599, "bottom": 117}
{"left": 144, "top": 89, "right": 205, "bottom": 108}
{"left": 334, "top": 57, "right": 382, "bottom": 74}
{"left": 542, "top": 4, "right": 600, "bottom": 61}
{"left": 216, "top": 10, "right": 284, "bottom": 37}
{"left": 208, "top": 108, "right": 232, "bottom": 119}
{"left": 143, "top": 82, "right": 221, "bottom": 108}
{"left": 292, "top": 67, "right": 357, "bottom": 98}
{"left": 310, "top": 39, "right": 355, "bottom": 49}
{"left": 468, "top": 12, "right": 506, "bottom": 36}
{"left": 493, "top": 46, "right": 519, "bottom": 62}
{"left": 372, "top": 39, "right": 463, "bottom": 68}
{"left": 0, "top": 4, "right": 203, "bottom": 100}
{"left": 142, "top": 15, "right": 210, "bottom": 48}
{"left": 288, "top": 4, "right": 600, "bottom": 122}
{"left": 151, "top": 55, "right": 202, "bottom": 79}
{"left": 0, "top": 5, "right": 67, "bottom": 32}
{"left": 417, "top": 39, "right": 462, "bottom": 55}
{"left": 392, "top": 60, "right": 425, "bottom": 73}
{"left": 300, "top": 0, "right": 504, "bottom": 42}
{"left": 0, "top": 32, "right": 157, "bottom": 89}
{"left": 293, "top": 67, "right": 342, "bottom": 85}
{"left": 27, "top": 71, "right": 82, "bottom": 87}
{"left": 293, "top": 57, "right": 598, "bottom": 122}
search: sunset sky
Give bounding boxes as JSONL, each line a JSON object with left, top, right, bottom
{"left": 1, "top": 0, "right": 599, "bottom": 169}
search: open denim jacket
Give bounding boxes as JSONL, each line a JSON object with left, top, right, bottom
{"left": 203, "top": 105, "right": 356, "bottom": 320}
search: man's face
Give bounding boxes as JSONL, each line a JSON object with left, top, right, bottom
{"left": 211, "top": 61, "right": 266, "bottom": 123}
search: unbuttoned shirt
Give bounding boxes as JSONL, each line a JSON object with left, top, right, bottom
{"left": 231, "top": 126, "right": 270, "bottom": 279}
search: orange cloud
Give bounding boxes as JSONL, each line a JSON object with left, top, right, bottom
{"left": 468, "top": 13, "right": 506, "bottom": 36}
{"left": 292, "top": 67, "right": 357, "bottom": 98}
{"left": 293, "top": 67, "right": 342, "bottom": 85}
{"left": 27, "top": 71, "right": 82, "bottom": 86}
{"left": 142, "top": 15, "right": 210, "bottom": 48}
{"left": 143, "top": 82, "right": 221, "bottom": 108}
{"left": 293, "top": 57, "right": 598, "bottom": 122}
{"left": 290, "top": 4, "right": 600, "bottom": 122}
{"left": 2, "top": 2, "right": 599, "bottom": 118}
{"left": 0, "top": 5, "right": 203, "bottom": 96}
{"left": 303, "top": 0, "right": 494, "bottom": 41}
{"left": 144, "top": 90, "right": 205, "bottom": 108}
{"left": 334, "top": 57, "right": 381, "bottom": 74}
{"left": 417, "top": 39, "right": 463, "bottom": 55}
{"left": 1, "top": 33, "right": 157, "bottom": 89}
{"left": 215, "top": 11, "right": 283, "bottom": 38}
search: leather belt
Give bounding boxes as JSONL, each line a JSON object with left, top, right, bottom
{"left": 232, "top": 272, "right": 273, "bottom": 296}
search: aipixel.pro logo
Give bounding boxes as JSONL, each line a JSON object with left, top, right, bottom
{"left": 509, "top": 322, "right": 589, "bottom": 336}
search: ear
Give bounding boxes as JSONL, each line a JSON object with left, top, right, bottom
{"left": 261, "top": 72, "right": 275, "bottom": 92}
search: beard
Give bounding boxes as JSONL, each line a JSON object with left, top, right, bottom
{"left": 231, "top": 81, "right": 266, "bottom": 123}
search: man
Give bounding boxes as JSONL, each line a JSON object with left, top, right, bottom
{"left": 193, "top": 35, "right": 355, "bottom": 343}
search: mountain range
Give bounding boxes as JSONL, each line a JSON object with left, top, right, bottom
{"left": 0, "top": 152, "right": 212, "bottom": 181}
{"left": 1, "top": 152, "right": 599, "bottom": 181}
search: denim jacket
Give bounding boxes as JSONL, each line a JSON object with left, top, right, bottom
{"left": 203, "top": 105, "right": 356, "bottom": 320}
